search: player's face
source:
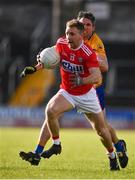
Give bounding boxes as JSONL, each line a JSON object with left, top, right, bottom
{"left": 79, "top": 18, "right": 95, "bottom": 39}
{"left": 65, "top": 26, "right": 83, "bottom": 49}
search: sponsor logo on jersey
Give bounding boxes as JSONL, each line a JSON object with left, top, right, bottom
{"left": 62, "top": 60, "right": 84, "bottom": 74}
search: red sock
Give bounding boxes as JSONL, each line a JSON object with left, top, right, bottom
{"left": 52, "top": 136, "right": 60, "bottom": 145}
{"left": 107, "top": 147, "right": 114, "bottom": 153}
{"left": 107, "top": 148, "right": 115, "bottom": 159}
{"left": 52, "top": 136, "right": 59, "bottom": 140}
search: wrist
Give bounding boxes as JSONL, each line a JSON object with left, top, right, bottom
{"left": 76, "top": 75, "right": 83, "bottom": 86}
{"left": 35, "top": 63, "right": 44, "bottom": 70}
{"left": 33, "top": 66, "right": 37, "bottom": 71}
{"left": 80, "top": 77, "right": 84, "bottom": 85}
{"left": 30, "top": 66, "right": 36, "bottom": 72}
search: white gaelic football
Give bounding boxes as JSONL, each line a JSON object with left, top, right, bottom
{"left": 40, "top": 46, "right": 60, "bottom": 69}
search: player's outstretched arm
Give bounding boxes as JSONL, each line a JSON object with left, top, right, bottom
{"left": 20, "top": 62, "right": 44, "bottom": 78}
{"left": 20, "top": 50, "right": 44, "bottom": 78}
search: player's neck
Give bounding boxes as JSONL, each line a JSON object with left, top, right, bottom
{"left": 71, "top": 40, "right": 83, "bottom": 51}
{"left": 87, "top": 31, "right": 95, "bottom": 40}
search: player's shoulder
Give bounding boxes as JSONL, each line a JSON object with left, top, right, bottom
{"left": 81, "top": 42, "right": 94, "bottom": 56}
{"left": 57, "top": 36, "right": 68, "bottom": 44}
{"left": 92, "top": 33, "right": 104, "bottom": 45}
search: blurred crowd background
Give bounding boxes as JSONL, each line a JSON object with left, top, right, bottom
{"left": 0, "top": 0, "right": 135, "bottom": 128}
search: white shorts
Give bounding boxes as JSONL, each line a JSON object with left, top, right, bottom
{"left": 58, "top": 88, "right": 101, "bottom": 114}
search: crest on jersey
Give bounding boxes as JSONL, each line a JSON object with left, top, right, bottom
{"left": 70, "top": 54, "right": 75, "bottom": 61}
{"left": 78, "top": 57, "right": 83, "bottom": 63}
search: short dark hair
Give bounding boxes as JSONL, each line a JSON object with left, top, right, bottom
{"left": 66, "top": 19, "right": 84, "bottom": 33}
{"left": 77, "top": 11, "right": 96, "bottom": 25}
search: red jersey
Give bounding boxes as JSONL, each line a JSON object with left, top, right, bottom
{"left": 56, "top": 37, "right": 99, "bottom": 95}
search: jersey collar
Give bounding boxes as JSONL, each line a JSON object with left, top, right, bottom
{"left": 71, "top": 40, "right": 84, "bottom": 51}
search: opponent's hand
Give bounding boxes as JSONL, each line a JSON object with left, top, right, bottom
{"left": 20, "top": 66, "right": 36, "bottom": 78}
{"left": 69, "top": 73, "right": 83, "bottom": 88}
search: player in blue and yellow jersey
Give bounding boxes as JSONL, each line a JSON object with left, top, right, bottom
{"left": 77, "top": 11, "right": 128, "bottom": 169}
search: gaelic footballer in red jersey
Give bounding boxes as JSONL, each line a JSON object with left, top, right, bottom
{"left": 19, "top": 19, "right": 118, "bottom": 171}
{"left": 56, "top": 37, "right": 99, "bottom": 95}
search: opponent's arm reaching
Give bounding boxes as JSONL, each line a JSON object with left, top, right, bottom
{"left": 96, "top": 52, "right": 108, "bottom": 72}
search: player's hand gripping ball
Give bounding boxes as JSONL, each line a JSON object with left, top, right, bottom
{"left": 39, "top": 46, "right": 60, "bottom": 69}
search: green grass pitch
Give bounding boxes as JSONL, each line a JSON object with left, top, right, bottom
{"left": 0, "top": 128, "right": 135, "bottom": 179}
